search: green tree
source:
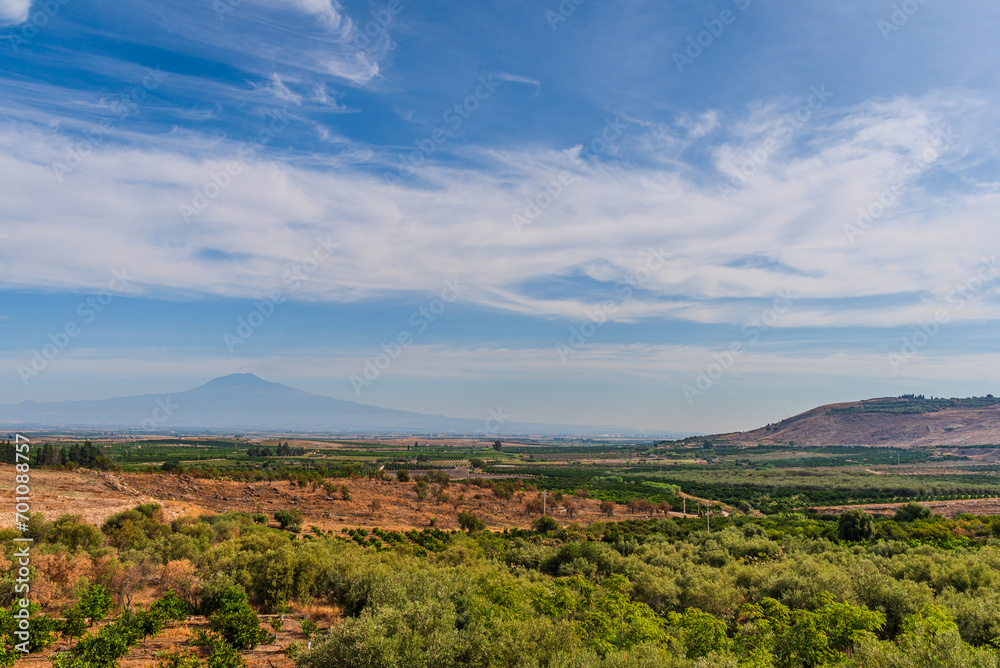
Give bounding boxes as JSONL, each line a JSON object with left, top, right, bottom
{"left": 533, "top": 515, "right": 560, "bottom": 534}
{"left": 894, "top": 502, "right": 932, "bottom": 522}
{"left": 78, "top": 585, "right": 114, "bottom": 626}
{"left": 150, "top": 591, "right": 189, "bottom": 623}
{"left": 838, "top": 509, "right": 875, "bottom": 542}
{"left": 457, "top": 510, "right": 486, "bottom": 533}
{"left": 273, "top": 509, "right": 303, "bottom": 531}
{"left": 672, "top": 607, "right": 729, "bottom": 659}
{"left": 301, "top": 619, "right": 319, "bottom": 640}
{"left": 206, "top": 637, "right": 247, "bottom": 668}
{"left": 208, "top": 587, "right": 270, "bottom": 650}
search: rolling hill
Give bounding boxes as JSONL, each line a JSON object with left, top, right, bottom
{"left": 723, "top": 395, "right": 1000, "bottom": 447}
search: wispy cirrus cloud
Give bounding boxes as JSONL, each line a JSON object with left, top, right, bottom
{"left": 0, "top": 89, "right": 996, "bottom": 334}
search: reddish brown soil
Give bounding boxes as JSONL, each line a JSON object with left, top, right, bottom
{"left": 812, "top": 497, "right": 1000, "bottom": 519}
{"left": 3, "top": 464, "right": 698, "bottom": 534}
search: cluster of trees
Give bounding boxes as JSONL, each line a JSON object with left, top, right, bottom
{"left": 2, "top": 441, "right": 107, "bottom": 468}
{"left": 246, "top": 442, "right": 306, "bottom": 458}
{"left": 0, "top": 440, "right": 17, "bottom": 465}
{"left": 13, "top": 499, "right": 1000, "bottom": 666}
{"left": 832, "top": 395, "right": 1000, "bottom": 414}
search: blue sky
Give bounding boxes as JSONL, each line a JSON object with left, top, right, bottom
{"left": 1, "top": 0, "right": 999, "bottom": 433}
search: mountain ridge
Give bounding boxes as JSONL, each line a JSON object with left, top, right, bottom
{"left": 0, "top": 373, "right": 682, "bottom": 437}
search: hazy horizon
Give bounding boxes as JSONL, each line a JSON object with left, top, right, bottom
{"left": 2, "top": 1, "right": 998, "bottom": 433}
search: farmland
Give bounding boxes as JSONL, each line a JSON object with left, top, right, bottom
{"left": 10, "top": 431, "right": 1000, "bottom": 666}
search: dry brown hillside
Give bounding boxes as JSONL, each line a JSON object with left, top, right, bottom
{"left": 722, "top": 397, "right": 1000, "bottom": 448}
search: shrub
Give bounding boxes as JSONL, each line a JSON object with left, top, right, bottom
{"left": 894, "top": 502, "right": 932, "bottom": 523}
{"left": 273, "top": 509, "right": 303, "bottom": 531}
{"left": 838, "top": 509, "right": 875, "bottom": 542}
{"left": 396, "top": 469, "right": 410, "bottom": 482}
{"left": 154, "top": 650, "right": 202, "bottom": 668}
{"left": 208, "top": 587, "right": 270, "bottom": 650}
{"left": 206, "top": 637, "right": 247, "bottom": 668}
{"left": 533, "top": 515, "right": 560, "bottom": 534}
{"left": 77, "top": 585, "right": 113, "bottom": 626}
{"left": 150, "top": 591, "right": 189, "bottom": 623}
{"left": 49, "top": 514, "right": 103, "bottom": 552}
{"left": 457, "top": 510, "right": 486, "bottom": 533}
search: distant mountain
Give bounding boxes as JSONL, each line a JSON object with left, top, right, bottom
{"left": 0, "top": 373, "right": 683, "bottom": 437}
{"left": 720, "top": 395, "right": 1000, "bottom": 447}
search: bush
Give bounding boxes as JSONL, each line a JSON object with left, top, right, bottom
{"left": 154, "top": 650, "right": 202, "bottom": 668}
{"left": 301, "top": 619, "right": 318, "bottom": 639}
{"left": 838, "top": 509, "right": 875, "bottom": 542}
{"left": 396, "top": 469, "right": 410, "bottom": 482}
{"left": 273, "top": 509, "right": 303, "bottom": 531}
{"left": 894, "top": 502, "right": 932, "bottom": 523}
{"left": 533, "top": 515, "right": 560, "bottom": 534}
{"left": 77, "top": 585, "right": 113, "bottom": 626}
{"left": 206, "top": 637, "right": 247, "bottom": 668}
{"left": 208, "top": 587, "right": 270, "bottom": 650}
{"left": 150, "top": 591, "right": 189, "bottom": 622}
{"left": 457, "top": 510, "right": 486, "bottom": 533}
{"left": 49, "top": 514, "right": 103, "bottom": 552}
{"left": 251, "top": 513, "right": 268, "bottom": 524}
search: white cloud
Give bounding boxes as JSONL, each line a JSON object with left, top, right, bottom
{"left": 0, "top": 90, "right": 997, "bottom": 333}
{"left": 254, "top": 73, "right": 304, "bottom": 105}
{"left": 0, "top": 0, "right": 31, "bottom": 26}
{"left": 494, "top": 73, "right": 542, "bottom": 96}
